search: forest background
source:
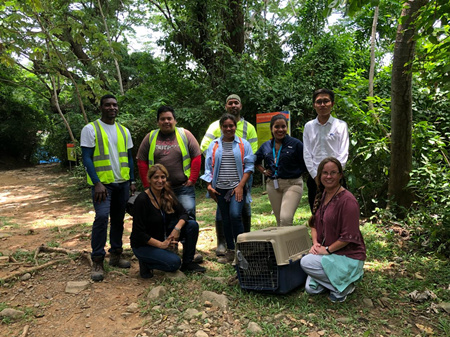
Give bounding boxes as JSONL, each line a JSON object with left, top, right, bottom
{"left": 0, "top": 0, "right": 449, "bottom": 257}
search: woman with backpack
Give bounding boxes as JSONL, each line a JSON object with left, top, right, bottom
{"left": 201, "top": 114, "right": 254, "bottom": 264}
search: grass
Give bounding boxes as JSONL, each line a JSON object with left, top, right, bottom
{"left": 178, "top": 184, "right": 450, "bottom": 336}
{"left": 0, "top": 217, "right": 19, "bottom": 230}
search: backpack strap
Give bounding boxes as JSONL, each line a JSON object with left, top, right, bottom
{"left": 211, "top": 138, "right": 245, "bottom": 174}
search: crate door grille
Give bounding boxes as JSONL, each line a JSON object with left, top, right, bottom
{"left": 237, "top": 241, "right": 278, "bottom": 290}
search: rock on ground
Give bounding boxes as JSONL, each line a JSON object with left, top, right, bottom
{"left": 201, "top": 290, "right": 228, "bottom": 310}
{"left": 247, "top": 321, "right": 263, "bottom": 333}
{"left": 65, "top": 280, "right": 90, "bottom": 294}
{"left": 0, "top": 308, "right": 25, "bottom": 319}
{"left": 147, "top": 285, "right": 167, "bottom": 300}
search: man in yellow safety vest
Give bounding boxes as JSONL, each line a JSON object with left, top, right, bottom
{"left": 136, "top": 106, "right": 201, "bottom": 220}
{"left": 81, "top": 94, "right": 136, "bottom": 281}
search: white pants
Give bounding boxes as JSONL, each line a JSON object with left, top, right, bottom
{"left": 266, "top": 177, "right": 303, "bottom": 226}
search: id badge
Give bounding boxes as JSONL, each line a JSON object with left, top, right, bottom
{"left": 273, "top": 178, "right": 279, "bottom": 190}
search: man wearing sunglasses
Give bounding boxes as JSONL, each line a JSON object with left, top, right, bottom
{"left": 303, "top": 88, "right": 349, "bottom": 211}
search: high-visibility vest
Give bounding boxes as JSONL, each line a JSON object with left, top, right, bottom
{"left": 147, "top": 127, "right": 191, "bottom": 177}
{"left": 87, "top": 120, "right": 130, "bottom": 185}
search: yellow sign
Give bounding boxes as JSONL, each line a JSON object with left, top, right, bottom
{"left": 256, "top": 111, "right": 290, "bottom": 148}
{"left": 67, "top": 143, "right": 76, "bottom": 161}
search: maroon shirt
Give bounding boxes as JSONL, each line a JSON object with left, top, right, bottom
{"left": 136, "top": 129, "right": 201, "bottom": 188}
{"left": 314, "top": 189, "right": 366, "bottom": 261}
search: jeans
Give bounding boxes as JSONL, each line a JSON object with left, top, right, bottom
{"left": 91, "top": 181, "right": 129, "bottom": 259}
{"left": 267, "top": 177, "right": 303, "bottom": 226}
{"left": 132, "top": 219, "right": 199, "bottom": 272}
{"left": 215, "top": 202, "right": 251, "bottom": 224}
{"left": 215, "top": 187, "right": 245, "bottom": 250}
{"left": 173, "top": 185, "right": 196, "bottom": 220}
{"left": 215, "top": 175, "right": 252, "bottom": 221}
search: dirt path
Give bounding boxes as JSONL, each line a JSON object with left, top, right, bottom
{"left": 0, "top": 165, "right": 215, "bottom": 337}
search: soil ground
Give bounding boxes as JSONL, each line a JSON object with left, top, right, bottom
{"left": 0, "top": 164, "right": 217, "bottom": 337}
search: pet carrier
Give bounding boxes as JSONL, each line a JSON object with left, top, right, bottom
{"left": 233, "top": 226, "right": 311, "bottom": 294}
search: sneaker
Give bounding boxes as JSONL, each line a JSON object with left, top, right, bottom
{"left": 217, "top": 250, "right": 235, "bottom": 264}
{"left": 91, "top": 260, "right": 104, "bottom": 282}
{"left": 138, "top": 260, "right": 153, "bottom": 279}
{"left": 329, "top": 284, "right": 355, "bottom": 303}
{"left": 180, "top": 262, "right": 206, "bottom": 273}
{"left": 109, "top": 253, "right": 131, "bottom": 268}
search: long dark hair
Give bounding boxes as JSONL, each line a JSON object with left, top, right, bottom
{"left": 147, "top": 164, "right": 178, "bottom": 214}
{"left": 308, "top": 157, "right": 344, "bottom": 227}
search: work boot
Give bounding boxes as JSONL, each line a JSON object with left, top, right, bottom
{"left": 242, "top": 212, "right": 251, "bottom": 233}
{"left": 91, "top": 257, "right": 104, "bottom": 282}
{"left": 109, "top": 248, "right": 131, "bottom": 268}
{"left": 217, "top": 250, "right": 235, "bottom": 264}
{"left": 215, "top": 220, "right": 227, "bottom": 256}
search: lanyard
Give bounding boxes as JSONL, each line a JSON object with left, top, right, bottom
{"left": 148, "top": 188, "right": 166, "bottom": 226}
{"left": 272, "top": 142, "right": 282, "bottom": 177}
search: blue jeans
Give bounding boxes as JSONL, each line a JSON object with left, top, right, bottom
{"left": 215, "top": 176, "right": 252, "bottom": 221}
{"left": 216, "top": 188, "right": 245, "bottom": 250}
{"left": 91, "top": 181, "right": 129, "bottom": 259}
{"left": 132, "top": 219, "right": 199, "bottom": 272}
{"left": 173, "top": 185, "right": 196, "bottom": 220}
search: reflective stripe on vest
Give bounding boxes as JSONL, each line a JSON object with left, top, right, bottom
{"left": 87, "top": 120, "right": 130, "bottom": 185}
{"left": 242, "top": 120, "right": 248, "bottom": 139}
{"left": 148, "top": 127, "right": 191, "bottom": 177}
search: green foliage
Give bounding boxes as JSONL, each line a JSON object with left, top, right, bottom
{"left": 335, "top": 68, "right": 391, "bottom": 215}
{"left": 406, "top": 117, "right": 450, "bottom": 256}
{"left": 414, "top": 0, "right": 450, "bottom": 90}
{"left": 0, "top": 65, "right": 48, "bottom": 164}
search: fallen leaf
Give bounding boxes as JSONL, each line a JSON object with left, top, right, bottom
{"left": 414, "top": 272, "right": 424, "bottom": 280}
{"left": 415, "top": 323, "right": 434, "bottom": 334}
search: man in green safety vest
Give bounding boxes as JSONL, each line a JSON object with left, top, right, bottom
{"left": 81, "top": 94, "right": 136, "bottom": 281}
{"left": 200, "top": 94, "right": 258, "bottom": 256}
{"left": 136, "top": 105, "right": 201, "bottom": 220}
{"left": 136, "top": 106, "right": 205, "bottom": 267}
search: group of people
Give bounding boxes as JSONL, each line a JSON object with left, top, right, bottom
{"left": 81, "top": 89, "right": 366, "bottom": 303}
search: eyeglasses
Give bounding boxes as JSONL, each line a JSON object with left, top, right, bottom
{"left": 322, "top": 171, "right": 339, "bottom": 177}
{"left": 315, "top": 99, "right": 332, "bottom": 106}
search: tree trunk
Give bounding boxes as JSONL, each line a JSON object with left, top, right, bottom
{"left": 368, "top": 6, "right": 379, "bottom": 111}
{"left": 97, "top": 0, "right": 124, "bottom": 95}
{"left": 50, "top": 76, "right": 76, "bottom": 143}
{"left": 389, "top": 0, "right": 428, "bottom": 213}
{"left": 224, "top": 0, "right": 245, "bottom": 54}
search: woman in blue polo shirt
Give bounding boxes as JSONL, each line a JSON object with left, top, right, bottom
{"left": 255, "top": 114, "right": 307, "bottom": 226}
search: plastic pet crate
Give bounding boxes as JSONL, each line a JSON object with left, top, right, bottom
{"left": 233, "top": 226, "right": 312, "bottom": 294}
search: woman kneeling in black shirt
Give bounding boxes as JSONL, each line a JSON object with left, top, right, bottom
{"left": 130, "top": 164, "right": 205, "bottom": 278}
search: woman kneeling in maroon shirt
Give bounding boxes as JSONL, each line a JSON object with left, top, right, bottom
{"left": 300, "top": 157, "right": 366, "bottom": 302}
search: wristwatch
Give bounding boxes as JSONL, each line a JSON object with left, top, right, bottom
{"left": 326, "top": 246, "right": 332, "bottom": 255}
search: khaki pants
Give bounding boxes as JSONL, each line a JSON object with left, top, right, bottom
{"left": 266, "top": 177, "right": 303, "bottom": 226}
